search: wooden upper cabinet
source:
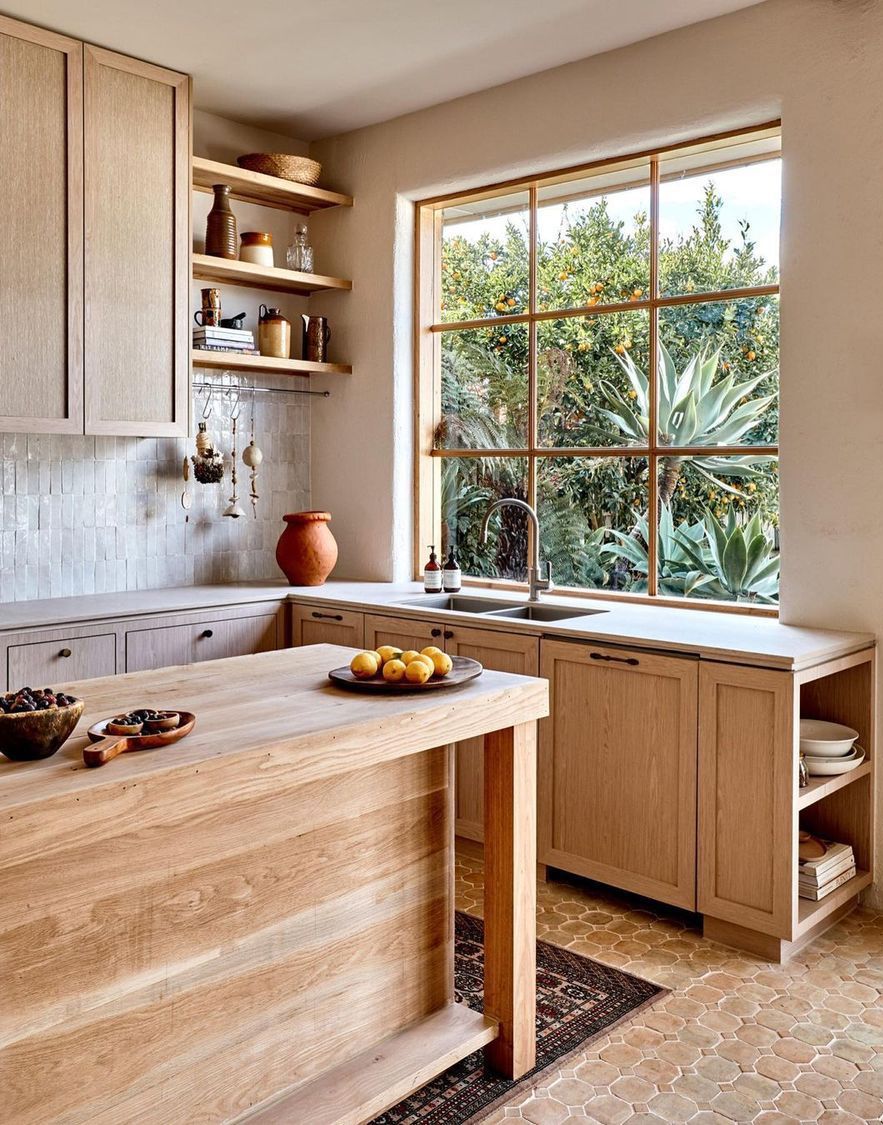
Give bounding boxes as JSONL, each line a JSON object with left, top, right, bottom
{"left": 539, "top": 639, "right": 698, "bottom": 910}
{"left": 84, "top": 46, "right": 190, "bottom": 436}
{"left": 0, "top": 17, "right": 83, "bottom": 433}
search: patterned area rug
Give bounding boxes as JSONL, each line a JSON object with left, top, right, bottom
{"left": 371, "top": 911, "right": 666, "bottom": 1124}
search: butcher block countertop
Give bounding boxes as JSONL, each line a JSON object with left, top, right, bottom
{"left": 0, "top": 644, "right": 546, "bottom": 814}
{"left": 1, "top": 645, "right": 547, "bottom": 1124}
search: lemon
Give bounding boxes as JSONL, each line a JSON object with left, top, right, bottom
{"left": 430, "top": 651, "right": 453, "bottom": 678}
{"left": 382, "top": 659, "right": 407, "bottom": 683}
{"left": 376, "top": 645, "right": 403, "bottom": 665}
{"left": 400, "top": 650, "right": 422, "bottom": 666}
{"left": 420, "top": 646, "right": 442, "bottom": 658}
{"left": 404, "top": 659, "right": 432, "bottom": 685}
{"left": 411, "top": 653, "right": 435, "bottom": 672}
{"left": 350, "top": 651, "right": 379, "bottom": 680}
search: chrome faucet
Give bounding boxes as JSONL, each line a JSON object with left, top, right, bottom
{"left": 480, "top": 498, "right": 553, "bottom": 603}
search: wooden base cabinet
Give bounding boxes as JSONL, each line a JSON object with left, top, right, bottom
{"left": 538, "top": 639, "right": 698, "bottom": 911}
{"left": 292, "top": 604, "right": 365, "bottom": 648}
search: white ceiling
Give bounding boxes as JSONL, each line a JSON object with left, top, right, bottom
{"left": 8, "top": 0, "right": 767, "bottom": 140}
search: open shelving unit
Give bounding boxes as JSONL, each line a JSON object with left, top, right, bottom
{"left": 795, "top": 649, "right": 876, "bottom": 941}
{"left": 193, "top": 156, "right": 353, "bottom": 213}
{"left": 191, "top": 349, "right": 351, "bottom": 378}
{"left": 191, "top": 156, "right": 353, "bottom": 380}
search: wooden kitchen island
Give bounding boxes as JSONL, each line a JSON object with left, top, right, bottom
{"left": 0, "top": 644, "right": 548, "bottom": 1124}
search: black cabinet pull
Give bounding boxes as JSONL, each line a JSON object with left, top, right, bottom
{"left": 59, "top": 648, "right": 72, "bottom": 658}
{"left": 431, "top": 628, "right": 442, "bottom": 638}
{"left": 311, "top": 612, "right": 343, "bottom": 621}
{"left": 443, "top": 630, "right": 454, "bottom": 640}
{"left": 200, "top": 629, "right": 214, "bottom": 639}
{"left": 589, "top": 651, "right": 639, "bottom": 666}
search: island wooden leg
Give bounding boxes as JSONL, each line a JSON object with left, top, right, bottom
{"left": 482, "top": 720, "right": 537, "bottom": 1079}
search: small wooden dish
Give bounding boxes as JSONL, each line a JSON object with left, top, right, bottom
{"left": 84, "top": 711, "right": 196, "bottom": 767}
{"left": 328, "top": 656, "right": 483, "bottom": 694}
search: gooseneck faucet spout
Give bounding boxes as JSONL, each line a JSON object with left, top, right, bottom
{"left": 480, "top": 498, "right": 553, "bottom": 603}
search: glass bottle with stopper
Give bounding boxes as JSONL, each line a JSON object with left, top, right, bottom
{"left": 286, "top": 223, "right": 314, "bottom": 273}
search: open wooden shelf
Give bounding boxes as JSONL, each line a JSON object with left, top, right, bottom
{"left": 192, "top": 253, "right": 352, "bottom": 296}
{"left": 797, "top": 868, "right": 872, "bottom": 934}
{"left": 798, "top": 759, "right": 872, "bottom": 810}
{"left": 193, "top": 156, "right": 353, "bottom": 214}
{"left": 248, "top": 1004, "right": 497, "bottom": 1123}
{"left": 191, "top": 349, "right": 351, "bottom": 377}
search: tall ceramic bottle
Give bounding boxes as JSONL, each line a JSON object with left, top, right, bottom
{"left": 205, "top": 184, "right": 238, "bottom": 259}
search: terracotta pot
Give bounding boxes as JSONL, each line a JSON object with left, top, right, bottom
{"left": 276, "top": 511, "right": 338, "bottom": 586}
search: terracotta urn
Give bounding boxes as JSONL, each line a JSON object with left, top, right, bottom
{"left": 276, "top": 511, "right": 338, "bottom": 586}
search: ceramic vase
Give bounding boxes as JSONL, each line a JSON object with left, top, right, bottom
{"left": 276, "top": 511, "right": 338, "bottom": 586}
{"left": 205, "top": 184, "right": 238, "bottom": 259}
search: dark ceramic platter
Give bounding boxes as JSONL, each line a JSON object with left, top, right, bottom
{"left": 328, "top": 656, "right": 483, "bottom": 694}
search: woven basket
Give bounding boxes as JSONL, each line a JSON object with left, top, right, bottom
{"left": 237, "top": 153, "right": 322, "bottom": 186}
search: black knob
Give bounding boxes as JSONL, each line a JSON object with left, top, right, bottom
{"left": 431, "top": 628, "right": 442, "bottom": 638}
{"left": 59, "top": 648, "right": 72, "bottom": 658}
{"left": 443, "top": 630, "right": 454, "bottom": 640}
{"left": 200, "top": 629, "right": 214, "bottom": 639}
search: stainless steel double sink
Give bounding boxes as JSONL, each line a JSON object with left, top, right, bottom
{"left": 396, "top": 594, "right": 607, "bottom": 624}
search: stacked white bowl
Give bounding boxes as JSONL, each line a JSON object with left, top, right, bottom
{"left": 800, "top": 719, "right": 864, "bottom": 776}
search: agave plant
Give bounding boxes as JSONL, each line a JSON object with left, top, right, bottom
{"left": 598, "top": 343, "right": 777, "bottom": 503}
{"left": 603, "top": 505, "right": 779, "bottom": 604}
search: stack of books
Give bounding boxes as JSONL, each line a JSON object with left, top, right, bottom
{"left": 193, "top": 326, "right": 256, "bottom": 354}
{"left": 798, "top": 837, "right": 856, "bottom": 900}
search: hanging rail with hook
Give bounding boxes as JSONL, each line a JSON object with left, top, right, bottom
{"left": 193, "top": 380, "right": 330, "bottom": 400}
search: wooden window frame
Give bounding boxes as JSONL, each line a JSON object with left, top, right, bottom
{"left": 414, "top": 122, "right": 781, "bottom": 616}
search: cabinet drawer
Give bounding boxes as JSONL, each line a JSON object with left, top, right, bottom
{"left": 126, "top": 613, "right": 278, "bottom": 673}
{"left": 8, "top": 633, "right": 116, "bottom": 688}
{"left": 292, "top": 605, "right": 365, "bottom": 648}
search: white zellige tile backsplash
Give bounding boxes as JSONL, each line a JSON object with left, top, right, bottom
{"left": 0, "top": 387, "right": 309, "bottom": 603}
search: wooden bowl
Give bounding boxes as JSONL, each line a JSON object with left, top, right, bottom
{"left": 0, "top": 699, "right": 85, "bottom": 761}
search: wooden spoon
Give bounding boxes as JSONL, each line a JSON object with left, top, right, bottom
{"left": 83, "top": 711, "right": 196, "bottom": 767}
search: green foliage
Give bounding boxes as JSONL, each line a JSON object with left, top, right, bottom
{"left": 437, "top": 176, "right": 781, "bottom": 602}
{"left": 604, "top": 506, "right": 780, "bottom": 604}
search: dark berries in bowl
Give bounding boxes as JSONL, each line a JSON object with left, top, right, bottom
{"left": 0, "top": 688, "right": 85, "bottom": 761}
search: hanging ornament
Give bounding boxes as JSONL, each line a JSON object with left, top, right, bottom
{"left": 242, "top": 383, "right": 263, "bottom": 518}
{"left": 223, "top": 399, "right": 246, "bottom": 518}
{"left": 181, "top": 455, "right": 192, "bottom": 510}
{"left": 192, "top": 422, "right": 224, "bottom": 484}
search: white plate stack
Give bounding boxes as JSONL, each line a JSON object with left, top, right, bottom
{"left": 799, "top": 719, "right": 865, "bottom": 776}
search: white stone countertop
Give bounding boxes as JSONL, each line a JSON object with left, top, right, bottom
{"left": 0, "top": 579, "right": 875, "bottom": 670}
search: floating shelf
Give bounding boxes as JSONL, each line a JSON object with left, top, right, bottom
{"left": 192, "top": 156, "right": 353, "bottom": 214}
{"left": 797, "top": 760, "right": 871, "bottom": 811}
{"left": 191, "top": 350, "right": 351, "bottom": 377}
{"left": 192, "top": 253, "right": 352, "bottom": 296}
{"left": 797, "top": 868, "right": 872, "bottom": 933}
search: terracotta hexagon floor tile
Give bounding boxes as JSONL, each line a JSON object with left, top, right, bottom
{"left": 521, "top": 1096, "right": 574, "bottom": 1125}
{"left": 574, "top": 1060, "right": 621, "bottom": 1087}
{"left": 632, "top": 1059, "right": 681, "bottom": 1086}
{"left": 671, "top": 1073, "right": 720, "bottom": 1103}
{"left": 835, "top": 1087, "right": 883, "bottom": 1118}
{"left": 582, "top": 1093, "right": 632, "bottom": 1124}
{"left": 599, "top": 1044, "right": 644, "bottom": 1069}
{"left": 733, "top": 1072, "right": 781, "bottom": 1102}
{"left": 646, "top": 1092, "right": 696, "bottom": 1122}
{"left": 794, "top": 1071, "right": 842, "bottom": 1101}
{"left": 609, "top": 1077, "right": 657, "bottom": 1105}
{"left": 774, "top": 1090, "right": 825, "bottom": 1119}
{"left": 756, "top": 1055, "right": 801, "bottom": 1083}
{"left": 771, "top": 1037, "right": 817, "bottom": 1064}
{"left": 709, "top": 1089, "right": 761, "bottom": 1121}
{"left": 853, "top": 1068, "right": 883, "bottom": 1096}
{"left": 696, "top": 1056, "right": 742, "bottom": 1083}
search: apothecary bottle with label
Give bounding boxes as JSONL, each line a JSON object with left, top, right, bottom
{"left": 424, "top": 545, "right": 442, "bottom": 593}
{"left": 443, "top": 548, "right": 461, "bottom": 593}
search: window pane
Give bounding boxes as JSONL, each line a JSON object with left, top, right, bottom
{"left": 538, "top": 312, "right": 650, "bottom": 448}
{"left": 537, "top": 456, "right": 649, "bottom": 592}
{"left": 658, "top": 455, "right": 779, "bottom": 604}
{"left": 440, "top": 191, "right": 529, "bottom": 323}
{"left": 659, "top": 156, "right": 781, "bottom": 297}
{"left": 537, "top": 165, "right": 650, "bottom": 313}
{"left": 441, "top": 457, "right": 528, "bottom": 581}
{"left": 657, "top": 297, "right": 778, "bottom": 446}
{"left": 437, "top": 324, "right": 528, "bottom": 449}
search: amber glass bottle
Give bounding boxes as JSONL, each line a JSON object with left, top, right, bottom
{"left": 424, "top": 545, "right": 442, "bottom": 593}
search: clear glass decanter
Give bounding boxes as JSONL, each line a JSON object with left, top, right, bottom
{"left": 286, "top": 224, "right": 314, "bottom": 273}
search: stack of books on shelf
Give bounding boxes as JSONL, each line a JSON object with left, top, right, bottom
{"left": 798, "top": 837, "right": 856, "bottom": 901}
{"left": 193, "top": 326, "right": 256, "bottom": 354}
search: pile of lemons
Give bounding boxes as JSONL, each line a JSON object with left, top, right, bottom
{"left": 350, "top": 644, "right": 453, "bottom": 685}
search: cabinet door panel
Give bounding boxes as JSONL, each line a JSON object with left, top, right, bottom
{"left": 292, "top": 606, "right": 364, "bottom": 648}
{"left": 448, "top": 625, "right": 539, "bottom": 842}
{"left": 540, "top": 639, "right": 698, "bottom": 910}
{"left": 698, "top": 662, "right": 794, "bottom": 938}
{"left": 0, "top": 17, "right": 82, "bottom": 432}
{"left": 126, "top": 613, "right": 277, "bottom": 673}
{"left": 8, "top": 633, "right": 116, "bottom": 687}
{"left": 84, "top": 46, "right": 189, "bottom": 436}
{"left": 364, "top": 613, "right": 443, "bottom": 654}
